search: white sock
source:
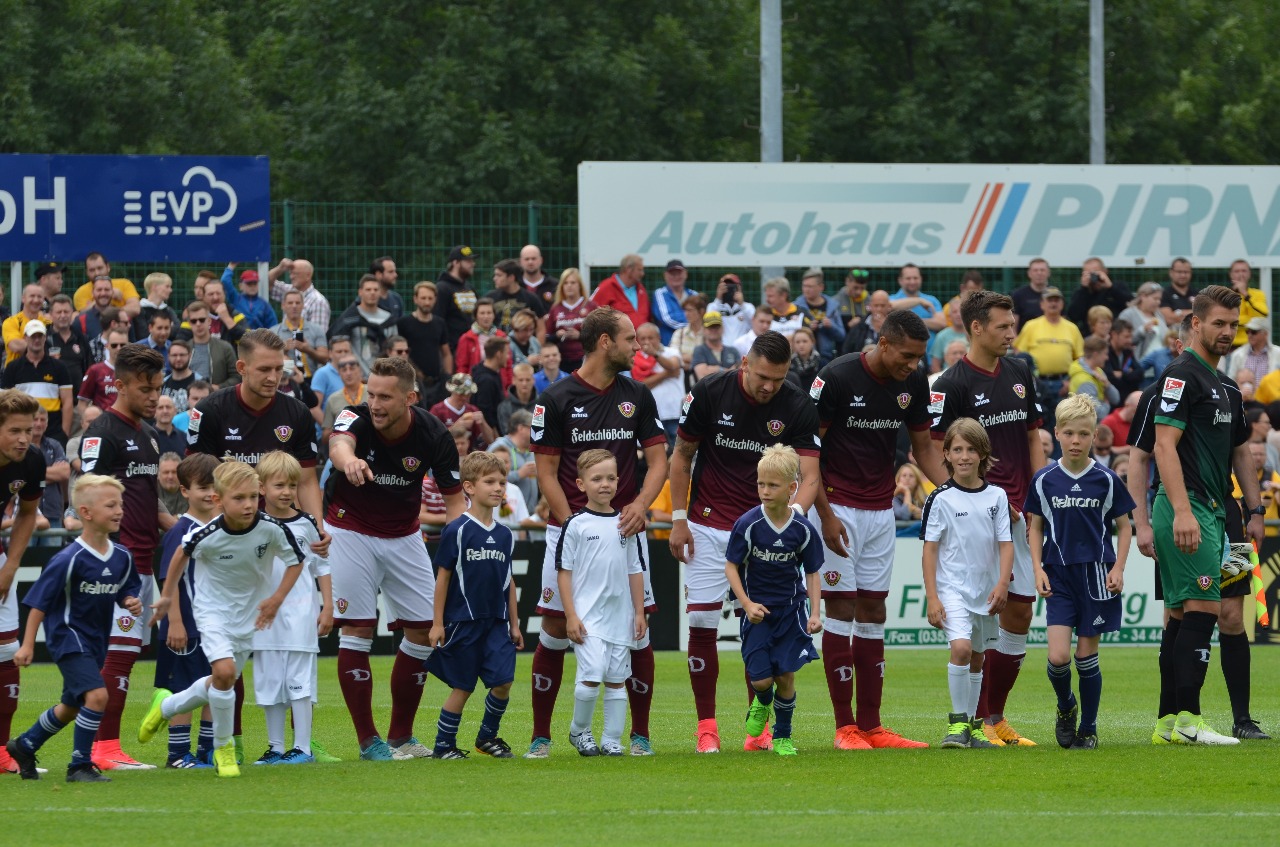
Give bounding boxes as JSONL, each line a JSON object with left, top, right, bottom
{"left": 969, "top": 667, "right": 984, "bottom": 719}
{"left": 602, "top": 686, "right": 628, "bottom": 748}
{"left": 947, "top": 663, "right": 969, "bottom": 715}
{"left": 997, "top": 628, "right": 1027, "bottom": 657}
{"left": 290, "top": 698, "right": 313, "bottom": 755}
{"left": 208, "top": 685, "right": 236, "bottom": 748}
{"left": 263, "top": 704, "right": 287, "bottom": 753}
{"left": 163, "top": 676, "right": 211, "bottom": 720}
{"left": 571, "top": 683, "right": 599, "bottom": 735}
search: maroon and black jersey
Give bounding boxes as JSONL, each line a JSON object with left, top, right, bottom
{"left": 326, "top": 404, "right": 461, "bottom": 538}
{"left": 677, "top": 369, "right": 820, "bottom": 531}
{"left": 80, "top": 408, "right": 161, "bottom": 572}
{"left": 187, "top": 385, "right": 317, "bottom": 468}
{"left": 0, "top": 446, "right": 46, "bottom": 559}
{"left": 530, "top": 372, "right": 665, "bottom": 527}
{"left": 930, "top": 355, "right": 1042, "bottom": 511}
{"left": 813, "top": 352, "right": 930, "bottom": 510}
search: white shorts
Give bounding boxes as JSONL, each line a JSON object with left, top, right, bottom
{"left": 0, "top": 552, "right": 15, "bottom": 640}
{"left": 1010, "top": 519, "right": 1034, "bottom": 603}
{"left": 940, "top": 594, "right": 1000, "bottom": 648}
{"left": 574, "top": 636, "right": 632, "bottom": 685}
{"left": 540, "top": 525, "right": 656, "bottom": 616}
{"left": 685, "top": 521, "right": 732, "bottom": 610}
{"left": 253, "top": 649, "right": 318, "bottom": 706}
{"left": 109, "top": 575, "right": 156, "bottom": 651}
{"left": 330, "top": 525, "right": 435, "bottom": 628}
{"left": 201, "top": 627, "right": 253, "bottom": 676}
{"left": 809, "top": 505, "right": 895, "bottom": 599}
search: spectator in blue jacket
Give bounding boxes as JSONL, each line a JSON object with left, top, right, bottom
{"left": 219, "top": 264, "right": 279, "bottom": 329}
{"left": 652, "top": 259, "right": 698, "bottom": 345}
{"left": 793, "top": 268, "right": 845, "bottom": 364}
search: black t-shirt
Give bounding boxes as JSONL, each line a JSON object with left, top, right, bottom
{"left": 813, "top": 352, "right": 930, "bottom": 510}
{"left": 162, "top": 372, "right": 198, "bottom": 414}
{"left": 396, "top": 313, "right": 448, "bottom": 383}
{"left": 677, "top": 368, "right": 821, "bottom": 530}
{"left": 81, "top": 409, "right": 161, "bottom": 571}
{"left": 0, "top": 446, "right": 46, "bottom": 558}
{"left": 530, "top": 372, "right": 666, "bottom": 526}
{"left": 46, "top": 327, "right": 90, "bottom": 394}
{"left": 187, "top": 385, "right": 318, "bottom": 468}
{"left": 930, "top": 355, "right": 1042, "bottom": 510}
{"left": 485, "top": 286, "right": 546, "bottom": 333}
{"left": 1010, "top": 285, "right": 1045, "bottom": 324}
{"left": 435, "top": 272, "right": 477, "bottom": 350}
{"left": 0, "top": 355, "right": 72, "bottom": 444}
{"left": 523, "top": 277, "right": 557, "bottom": 308}
{"left": 326, "top": 404, "right": 460, "bottom": 538}
{"left": 1160, "top": 285, "right": 1198, "bottom": 318}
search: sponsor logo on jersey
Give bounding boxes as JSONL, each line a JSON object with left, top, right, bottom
{"left": 1013, "top": 383, "right": 1026, "bottom": 399}
{"left": 974, "top": 392, "right": 990, "bottom": 407}
{"left": 809, "top": 376, "right": 825, "bottom": 401}
{"left": 1051, "top": 495, "right": 1101, "bottom": 508}
{"left": 336, "top": 598, "right": 348, "bottom": 614}
{"left": 571, "top": 427, "right": 635, "bottom": 444}
{"left": 8, "top": 480, "right": 23, "bottom": 494}
{"left": 618, "top": 401, "right": 636, "bottom": 418}
{"left": 767, "top": 420, "right": 784, "bottom": 436}
{"left": 955, "top": 511, "right": 968, "bottom": 517}
{"left": 82, "top": 437, "right": 101, "bottom": 459}
{"left": 682, "top": 393, "right": 693, "bottom": 414}
{"left": 125, "top": 438, "right": 138, "bottom": 451}
{"left": 403, "top": 456, "right": 421, "bottom": 472}
{"left": 1197, "top": 575, "right": 1213, "bottom": 590}
{"left": 713, "top": 433, "right": 772, "bottom": 453}
{"left": 824, "top": 570, "right": 840, "bottom": 586}
{"left": 542, "top": 587, "right": 554, "bottom": 603}
{"left": 719, "top": 412, "right": 734, "bottom": 426}
{"left": 1214, "top": 409, "right": 1231, "bottom": 425}
{"left": 928, "top": 391, "right": 945, "bottom": 414}
{"left": 978, "top": 408, "right": 1028, "bottom": 428}
{"left": 116, "top": 614, "right": 134, "bottom": 631}
{"left": 466, "top": 547, "right": 506, "bottom": 561}
{"left": 334, "top": 409, "right": 359, "bottom": 432}
{"left": 897, "top": 392, "right": 911, "bottom": 409}
{"left": 571, "top": 405, "right": 589, "bottom": 419}
{"left": 150, "top": 438, "right": 159, "bottom": 453}
{"left": 126, "top": 462, "right": 158, "bottom": 477}
{"left": 532, "top": 404, "right": 546, "bottom": 427}
{"left": 1162, "top": 377, "right": 1185, "bottom": 401}
{"left": 1210, "top": 388, "right": 1219, "bottom": 399}
{"left": 76, "top": 580, "right": 122, "bottom": 595}
{"left": 1071, "top": 484, "right": 1082, "bottom": 492}
{"left": 749, "top": 545, "right": 796, "bottom": 563}
{"left": 846, "top": 416, "right": 901, "bottom": 430}
{"left": 849, "top": 395, "right": 866, "bottom": 407}
{"left": 226, "top": 426, "right": 242, "bottom": 442}
{"left": 274, "top": 425, "right": 293, "bottom": 442}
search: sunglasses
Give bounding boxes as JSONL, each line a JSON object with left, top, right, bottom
{"left": 189, "top": 317, "right": 209, "bottom": 324}
{"left": 108, "top": 342, "right": 126, "bottom": 349}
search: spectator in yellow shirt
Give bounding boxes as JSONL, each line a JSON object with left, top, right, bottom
{"left": 1229, "top": 259, "right": 1269, "bottom": 349}
{"left": 1014, "top": 286, "right": 1083, "bottom": 432}
{"left": 71, "top": 252, "right": 141, "bottom": 319}
{"left": 1233, "top": 441, "right": 1280, "bottom": 537}
{"left": 2, "top": 284, "right": 51, "bottom": 364}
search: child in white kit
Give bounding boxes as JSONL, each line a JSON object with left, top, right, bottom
{"left": 252, "top": 451, "right": 333, "bottom": 765}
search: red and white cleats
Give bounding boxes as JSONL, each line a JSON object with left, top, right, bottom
{"left": 695, "top": 719, "right": 721, "bottom": 754}
{"left": 743, "top": 725, "right": 773, "bottom": 752}
{"left": 862, "top": 725, "right": 929, "bottom": 749}
{"left": 833, "top": 725, "right": 872, "bottom": 750}
{"left": 0, "top": 746, "right": 16, "bottom": 774}
{"left": 92, "top": 740, "right": 156, "bottom": 770}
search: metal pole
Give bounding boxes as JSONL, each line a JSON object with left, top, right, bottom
{"left": 1090, "top": 0, "right": 1105, "bottom": 164}
{"left": 9, "top": 263, "right": 21, "bottom": 317}
{"left": 760, "top": 0, "right": 784, "bottom": 284}
{"left": 527, "top": 201, "right": 540, "bottom": 247}
{"left": 283, "top": 199, "right": 294, "bottom": 258}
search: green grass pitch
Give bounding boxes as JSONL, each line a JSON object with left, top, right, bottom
{"left": 3, "top": 647, "right": 1278, "bottom": 845}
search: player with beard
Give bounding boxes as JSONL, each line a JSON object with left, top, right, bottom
{"left": 668, "top": 331, "right": 820, "bottom": 753}
{"left": 327, "top": 356, "right": 464, "bottom": 761}
{"left": 810, "top": 309, "right": 947, "bottom": 749}
{"left": 525, "top": 307, "right": 667, "bottom": 758}
{"left": 930, "top": 290, "right": 1044, "bottom": 746}
{"left": 77, "top": 343, "right": 169, "bottom": 770}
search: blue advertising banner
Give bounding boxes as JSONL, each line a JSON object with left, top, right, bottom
{"left": 0, "top": 154, "right": 270, "bottom": 263}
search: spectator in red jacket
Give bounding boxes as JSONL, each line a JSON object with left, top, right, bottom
{"left": 454, "top": 298, "right": 512, "bottom": 388}
{"left": 591, "top": 253, "right": 649, "bottom": 329}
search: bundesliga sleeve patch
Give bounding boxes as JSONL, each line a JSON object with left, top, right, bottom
{"left": 1162, "top": 377, "right": 1185, "bottom": 401}
{"left": 82, "top": 437, "right": 101, "bottom": 460}
{"left": 681, "top": 392, "right": 694, "bottom": 415}
{"left": 188, "top": 407, "right": 202, "bottom": 435}
{"left": 531, "top": 404, "right": 546, "bottom": 428}
{"left": 809, "top": 376, "right": 825, "bottom": 401}
{"left": 928, "top": 391, "right": 945, "bottom": 414}
{"left": 333, "top": 409, "right": 359, "bottom": 432}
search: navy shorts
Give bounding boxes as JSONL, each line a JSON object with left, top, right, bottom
{"left": 57, "top": 653, "right": 105, "bottom": 707}
{"left": 1044, "top": 562, "right": 1122, "bottom": 637}
{"left": 426, "top": 619, "right": 517, "bottom": 693}
{"left": 739, "top": 604, "right": 818, "bottom": 682}
{"left": 154, "top": 634, "right": 212, "bottom": 692}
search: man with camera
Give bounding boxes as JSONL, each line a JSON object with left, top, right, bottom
{"left": 707, "top": 273, "right": 756, "bottom": 347}
{"left": 271, "top": 289, "right": 329, "bottom": 387}
{"left": 1067, "top": 257, "right": 1132, "bottom": 336}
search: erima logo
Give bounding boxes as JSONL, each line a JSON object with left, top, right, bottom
{"left": 849, "top": 395, "right": 865, "bottom": 407}
{"left": 1211, "top": 389, "right": 1219, "bottom": 399}
{"left": 1071, "top": 484, "right": 1082, "bottom": 492}
{"left": 571, "top": 405, "right": 589, "bottom": 419}
{"left": 974, "top": 392, "right": 990, "bottom": 406}
{"left": 719, "top": 413, "right": 734, "bottom": 427}
{"left": 125, "top": 439, "right": 138, "bottom": 451}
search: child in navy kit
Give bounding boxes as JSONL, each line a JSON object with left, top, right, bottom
{"left": 725, "top": 445, "right": 824, "bottom": 757}
{"left": 154, "top": 453, "right": 222, "bottom": 768}
{"left": 426, "top": 451, "right": 523, "bottom": 759}
{"left": 558, "top": 449, "right": 648, "bottom": 757}
{"left": 6, "top": 475, "right": 142, "bottom": 782}
{"left": 921, "top": 418, "right": 1014, "bottom": 749}
{"left": 1025, "top": 395, "right": 1134, "bottom": 749}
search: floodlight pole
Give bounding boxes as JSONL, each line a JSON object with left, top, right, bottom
{"left": 1090, "top": 0, "right": 1105, "bottom": 164}
{"left": 760, "top": 0, "right": 784, "bottom": 284}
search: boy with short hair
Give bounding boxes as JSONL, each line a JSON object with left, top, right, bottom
{"left": 557, "top": 449, "right": 647, "bottom": 757}
{"left": 252, "top": 451, "right": 333, "bottom": 765}
{"left": 725, "top": 445, "right": 823, "bottom": 757}
{"left": 1026, "top": 394, "right": 1134, "bottom": 749}
{"left": 138, "top": 461, "right": 307, "bottom": 778}
{"left": 154, "top": 453, "right": 222, "bottom": 768}
{"left": 6, "top": 475, "right": 142, "bottom": 782}
{"left": 921, "top": 418, "right": 1014, "bottom": 749}
{"left": 426, "top": 451, "right": 523, "bottom": 759}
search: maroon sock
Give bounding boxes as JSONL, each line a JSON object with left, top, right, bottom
{"left": 975, "top": 652, "right": 996, "bottom": 719}
{"left": 233, "top": 676, "right": 244, "bottom": 737}
{"left": 338, "top": 647, "right": 379, "bottom": 745}
{"left": 744, "top": 667, "right": 757, "bottom": 707}
{"left": 822, "top": 628, "right": 855, "bottom": 728}
{"left": 627, "top": 644, "right": 655, "bottom": 739}
{"left": 987, "top": 650, "right": 1025, "bottom": 717}
{"left": 95, "top": 649, "right": 137, "bottom": 743}
{"left": 529, "top": 641, "right": 566, "bottom": 740}
{"left": 687, "top": 628, "right": 719, "bottom": 722}
{"left": 388, "top": 648, "right": 429, "bottom": 744}
{"left": 0, "top": 660, "right": 17, "bottom": 744}
{"left": 852, "top": 633, "right": 886, "bottom": 732}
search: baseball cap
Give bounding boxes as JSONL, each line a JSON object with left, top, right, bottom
{"left": 666, "top": 259, "right": 687, "bottom": 272}
{"left": 33, "top": 261, "right": 64, "bottom": 280}
{"left": 720, "top": 273, "right": 741, "bottom": 285}
{"left": 446, "top": 373, "right": 477, "bottom": 395}
{"left": 448, "top": 245, "right": 478, "bottom": 263}
{"left": 1245, "top": 316, "right": 1269, "bottom": 332}
{"left": 1041, "top": 286, "right": 1064, "bottom": 299}
{"left": 703, "top": 311, "right": 723, "bottom": 328}
{"left": 23, "top": 320, "right": 47, "bottom": 337}
{"left": 239, "top": 270, "right": 260, "bottom": 284}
